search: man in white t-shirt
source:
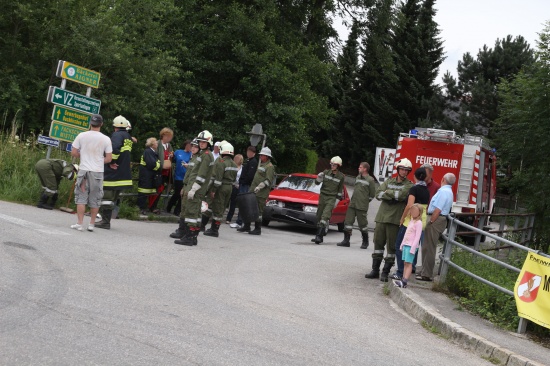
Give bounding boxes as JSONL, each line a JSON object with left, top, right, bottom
{"left": 212, "top": 141, "right": 221, "bottom": 161}
{"left": 70, "top": 114, "right": 113, "bottom": 232}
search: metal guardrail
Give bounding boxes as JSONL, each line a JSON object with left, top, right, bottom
{"left": 439, "top": 214, "right": 549, "bottom": 334}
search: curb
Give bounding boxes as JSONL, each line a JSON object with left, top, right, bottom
{"left": 389, "top": 286, "right": 545, "bottom": 366}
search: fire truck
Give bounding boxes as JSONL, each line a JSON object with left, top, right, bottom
{"left": 387, "top": 127, "right": 497, "bottom": 223}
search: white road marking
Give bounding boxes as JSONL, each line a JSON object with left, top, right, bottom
{"left": 0, "top": 213, "right": 70, "bottom": 236}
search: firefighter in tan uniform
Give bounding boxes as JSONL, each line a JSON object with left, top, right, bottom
{"left": 337, "top": 162, "right": 376, "bottom": 248}
{"left": 204, "top": 141, "right": 238, "bottom": 238}
{"left": 174, "top": 130, "right": 215, "bottom": 246}
{"left": 311, "top": 156, "right": 345, "bottom": 244}
{"left": 170, "top": 138, "right": 200, "bottom": 240}
{"left": 365, "top": 158, "right": 413, "bottom": 282}
{"left": 237, "top": 147, "right": 275, "bottom": 235}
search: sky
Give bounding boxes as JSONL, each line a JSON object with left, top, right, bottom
{"left": 335, "top": 0, "right": 550, "bottom": 84}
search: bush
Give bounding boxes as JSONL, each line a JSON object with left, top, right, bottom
{"left": 445, "top": 248, "right": 550, "bottom": 340}
{"left": 275, "top": 148, "right": 318, "bottom": 174}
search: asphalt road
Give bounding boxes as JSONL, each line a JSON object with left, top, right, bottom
{"left": 0, "top": 200, "right": 490, "bottom": 365}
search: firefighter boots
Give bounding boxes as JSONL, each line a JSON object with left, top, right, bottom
{"left": 365, "top": 258, "right": 382, "bottom": 279}
{"left": 95, "top": 209, "right": 112, "bottom": 230}
{"left": 200, "top": 215, "right": 210, "bottom": 232}
{"left": 237, "top": 222, "right": 251, "bottom": 232}
{"left": 174, "top": 227, "right": 199, "bottom": 246}
{"left": 312, "top": 226, "right": 324, "bottom": 244}
{"left": 248, "top": 221, "right": 262, "bottom": 235}
{"left": 37, "top": 194, "right": 53, "bottom": 210}
{"left": 360, "top": 232, "right": 369, "bottom": 249}
{"left": 170, "top": 219, "right": 188, "bottom": 239}
{"left": 380, "top": 261, "right": 394, "bottom": 282}
{"left": 204, "top": 221, "right": 220, "bottom": 237}
{"left": 337, "top": 232, "right": 351, "bottom": 247}
{"left": 50, "top": 193, "right": 58, "bottom": 208}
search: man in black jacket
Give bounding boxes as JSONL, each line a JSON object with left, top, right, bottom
{"left": 230, "top": 146, "right": 257, "bottom": 228}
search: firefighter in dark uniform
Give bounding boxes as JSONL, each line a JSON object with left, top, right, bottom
{"left": 174, "top": 130, "right": 214, "bottom": 246}
{"left": 237, "top": 147, "right": 275, "bottom": 235}
{"left": 35, "top": 159, "right": 78, "bottom": 209}
{"left": 204, "top": 141, "right": 238, "bottom": 237}
{"left": 170, "top": 138, "right": 200, "bottom": 240}
{"left": 137, "top": 138, "right": 161, "bottom": 213}
{"left": 337, "top": 161, "right": 376, "bottom": 248}
{"left": 96, "top": 115, "right": 134, "bottom": 229}
{"left": 365, "top": 158, "right": 413, "bottom": 282}
{"left": 311, "top": 156, "right": 345, "bottom": 244}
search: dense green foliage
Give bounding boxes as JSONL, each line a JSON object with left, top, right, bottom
{"left": 277, "top": 148, "right": 319, "bottom": 174}
{"left": 495, "top": 22, "right": 550, "bottom": 254}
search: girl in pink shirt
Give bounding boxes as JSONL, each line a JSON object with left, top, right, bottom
{"left": 393, "top": 203, "right": 424, "bottom": 288}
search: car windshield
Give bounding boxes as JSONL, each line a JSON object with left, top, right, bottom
{"left": 277, "top": 175, "right": 321, "bottom": 193}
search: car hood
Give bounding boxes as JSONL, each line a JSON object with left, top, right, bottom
{"left": 269, "top": 189, "right": 319, "bottom": 205}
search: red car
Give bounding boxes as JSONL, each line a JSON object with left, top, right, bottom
{"left": 263, "top": 173, "right": 350, "bottom": 231}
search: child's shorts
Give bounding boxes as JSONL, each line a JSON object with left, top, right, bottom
{"left": 402, "top": 245, "right": 417, "bottom": 263}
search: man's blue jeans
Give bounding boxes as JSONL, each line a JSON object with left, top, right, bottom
{"left": 235, "top": 184, "right": 250, "bottom": 225}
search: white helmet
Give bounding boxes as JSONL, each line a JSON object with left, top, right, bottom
{"left": 113, "top": 115, "right": 130, "bottom": 128}
{"left": 126, "top": 122, "right": 132, "bottom": 131}
{"left": 330, "top": 156, "right": 343, "bottom": 166}
{"left": 259, "top": 147, "right": 272, "bottom": 158}
{"left": 196, "top": 130, "right": 213, "bottom": 146}
{"left": 220, "top": 141, "right": 234, "bottom": 155}
{"left": 191, "top": 138, "right": 199, "bottom": 146}
{"left": 395, "top": 158, "right": 413, "bottom": 171}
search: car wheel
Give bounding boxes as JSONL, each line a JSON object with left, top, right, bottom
{"left": 262, "top": 219, "right": 270, "bottom": 227}
{"left": 337, "top": 223, "right": 345, "bottom": 232}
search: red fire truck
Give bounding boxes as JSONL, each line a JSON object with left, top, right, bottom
{"left": 388, "top": 128, "right": 497, "bottom": 221}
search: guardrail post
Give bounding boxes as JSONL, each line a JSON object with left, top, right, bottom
{"left": 517, "top": 317, "right": 528, "bottom": 334}
{"left": 473, "top": 215, "right": 485, "bottom": 251}
{"left": 439, "top": 217, "right": 457, "bottom": 283}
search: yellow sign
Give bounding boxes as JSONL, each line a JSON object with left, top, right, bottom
{"left": 514, "top": 253, "right": 550, "bottom": 329}
{"left": 56, "top": 60, "right": 101, "bottom": 88}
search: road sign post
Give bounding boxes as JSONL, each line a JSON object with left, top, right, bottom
{"left": 47, "top": 86, "right": 101, "bottom": 114}
{"left": 56, "top": 60, "right": 101, "bottom": 88}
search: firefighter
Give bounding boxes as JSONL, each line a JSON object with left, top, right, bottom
{"left": 170, "top": 138, "right": 200, "bottom": 241}
{"left": 174, "top": 130, "right": 215, "bottom": 246}
{"left": 311, "top": 156, "right": 345, "bottom": 244}
{"left": 35, "top": 159, "right": 78, "bottom": 210}
{"left": 337, "top": 162, "right": 376, "bottom": 248}
{"left": 237, "top": 147, "right": 275, "bottom": 235}
{"left": 204, "top": 141, "right": 238, "bottom": 238}
{"left": 365, "top": 158, "right": 413, "bottom": 282}
{"left": 96, "top": 115, "right": 134, "bottom": 229}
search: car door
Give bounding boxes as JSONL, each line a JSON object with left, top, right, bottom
{"left": 330, "top": 186, "right": 350, "bottom": 223}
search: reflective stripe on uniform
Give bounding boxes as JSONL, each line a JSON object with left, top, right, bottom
{"left": 112, "top": 154, "right": 120, "bottom": 160}
{"left": 258, "top": 167, "right": 266, "bottom": 172}
{"left": 378, "top": 191, "right": 385, "bottom": 199}
{"left": 319, "top": 220, "right": 327, "bottom": 225}
{"left": 42, "top": 186, "right": 57, "bottom": 194}
{"left": 324, "top": 176, "right": 341, "bottom": 183}
{"left": 263, "top": 180, "right": 270, "bottom": 186}
{"left": 386, "top": 254, "right": 396, "bottom": 258}
{"left": 214, "top": 180, "right": 222, "bottom": 186}
{"left": 185, "top": 218, "right": 199, "bottom": 223}
{"left": 355, "top": 180, "right": 370, "bottom": 186}
{"left": 345, "top": 225, "right": 353, "bottom": 230}
{"left": 196, "top": 157, "right": 202, "bottom": 162}
{"left": 374, "top": 250, "right": 385, "bottom": 254}
{"left": 225, "top": 167, "right": 238, "bottom": 171}
{"left": 103, "top": 180, "right": 133, "bottom": 187}
{"left": 394, "top": 191, "right": 399, "bottom": 200}
{"left": 196, "top": 176, "right": 205, "bottom": 183}
{"left": 213, "top": 216, "right": 223, "bottom": 221}
{"left": 138, "top": 187, "right": 156, "bottom": 193}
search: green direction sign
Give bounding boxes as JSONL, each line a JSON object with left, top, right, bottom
{"left": 47, "top": 86, "right": 101, "bottom": 114}
{"left": 51, "top": 106, "right": 91, "bottom": 129}
{"left": 49, "top": 121, "right": 87, "bottom": 143}
{"left": 56, "top": 60, "right": 101, "bottom": 88}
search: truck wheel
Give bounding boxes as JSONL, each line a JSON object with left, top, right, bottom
{"left": 337, "top": 223, "right": 345, "bottom": 232}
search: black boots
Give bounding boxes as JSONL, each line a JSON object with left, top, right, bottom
{"left": 365, "top": 258, "right": 382, "bottom": 279}
{"left": 174, "top": 227, "right": 199, "bottom": 246}
{"left": 237, "top": 222, "right": 251, "bottom": 232}
{"left": 170, "top": 219, "right": 188, "bottom": 238}
{"left": 360, "top": 231, "right": 369, "bottom": 249}
{"left": 50, "top": 193, "right": 58, "bottom": 207}
{"left": 200, "top": 215, "right": 210, "bottom": 232}
{"left": 311, "top": 226, "right": 324, "bottom": 244}
{"left": 204, "top": 221, "right": 220, "bottom": 237}
{"left": 337, "top": 232, "right": 351, "bottom": 247}
{"left": 37, "top": 193, "right": 53, "bottom": 210}
{"left": 95, "top": 209, "right": 112, "bottom": 230}
{"left": 380, "top": 261, "right": 394, "bottom": 282}
{"left": 248, "top": 221, "right": 261, "bottom": 235}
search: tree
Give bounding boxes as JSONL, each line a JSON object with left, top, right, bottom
{"left": 495, "top": 22, "right": 550, "bottom": 253}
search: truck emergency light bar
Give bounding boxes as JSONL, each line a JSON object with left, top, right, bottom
{"left": 400, "top": 127, "right": 491, "bottom": 149}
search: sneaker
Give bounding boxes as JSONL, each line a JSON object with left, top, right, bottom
{"left": 229, "top": 223, "right": 241, "bottom": 229}
{"left": 70, "top": 223, "right": 83, "bottom": 231}
{"left": 87, "top": 224, "right": 94, "bottom": 232}
{"left": 393, "top": 279, "right": 407, "bottom": 288}
{"left": 390, "top": 273, "right": 402, "bottom": 281}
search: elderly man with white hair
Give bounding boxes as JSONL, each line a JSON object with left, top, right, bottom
{"left": 416, "top": 172, "right": 456, "bottom": 282}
